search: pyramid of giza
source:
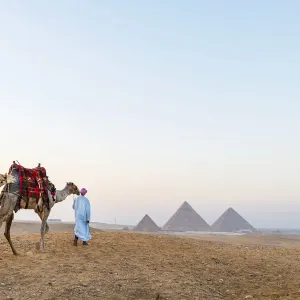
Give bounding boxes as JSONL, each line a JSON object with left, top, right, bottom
{"left": 133, "top": 214, "right": 161, "bottom": 232}
{"left": 162, "top": 201, "right": 211, "bottom": 232}
{"left": 211, "top": 207, "right": 256, "bottom": 232}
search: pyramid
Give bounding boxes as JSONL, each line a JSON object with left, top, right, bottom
{"left": 133, "top": 214, "right": 161, "bottom": 232}
{"left": 211, "top": 207, "right": 256, "bottom": 232}
{"left": 162, "top": 201, "right": 211, "bottom": 232}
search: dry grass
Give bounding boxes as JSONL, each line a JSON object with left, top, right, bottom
{"left": 0, "top": 231, "right": 300, "bottom": 299}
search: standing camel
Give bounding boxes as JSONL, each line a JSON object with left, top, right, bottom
{"left": 0, "top": 181, "right": 80, "bottom": 255}
{"left": 0, "top": 163, "right": 80, "bottom": 255}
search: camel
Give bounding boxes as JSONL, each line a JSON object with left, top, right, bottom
{"left": 0, "top": 165, "right": 80, "bottom": 255}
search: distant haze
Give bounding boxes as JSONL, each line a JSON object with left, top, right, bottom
{"left": 1, "top": 1, "right": 300, "bottom": 228}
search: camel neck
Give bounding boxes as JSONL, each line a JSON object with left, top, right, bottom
{"left": 55, "top": 186, "right": 70, "bottom": 203}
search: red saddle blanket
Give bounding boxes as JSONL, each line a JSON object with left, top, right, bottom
{"left": 8, "top": 162, "right": 51, "bottom": 200}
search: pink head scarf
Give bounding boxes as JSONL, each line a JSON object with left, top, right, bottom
{"left": 80, "top": 188, "right": 87, "bottom": 196}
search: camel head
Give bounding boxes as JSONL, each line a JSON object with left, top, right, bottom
{"left": 66, "top": 182, "right": 80, "bottom": 195}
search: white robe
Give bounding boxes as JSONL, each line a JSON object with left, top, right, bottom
{"left": 73, "top": 196, "right": 91, "bottom": 241}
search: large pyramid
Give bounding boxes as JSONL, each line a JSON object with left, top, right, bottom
{"left": 211, "top": 207, "right": 256, "bottom": 232}
{"left": 133, "top": 214, "right": 161, "bottom": 232}
{"left": 162, "top": 201, "right": 211, "bottom": 232}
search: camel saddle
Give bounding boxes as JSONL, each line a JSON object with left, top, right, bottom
{"left": 3, "top": 162, "right": 56, "bottom": 211}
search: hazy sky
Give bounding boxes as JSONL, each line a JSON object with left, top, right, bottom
{"left": 1, "top": 1, "right": 300, "bottom": 228}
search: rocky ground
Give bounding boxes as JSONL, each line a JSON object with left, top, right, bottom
{"left": 0, "top": 231, "right": 299, "bottom": 299}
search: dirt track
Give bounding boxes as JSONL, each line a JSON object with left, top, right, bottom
{"left": 0, "top": 231, "right": 300, "bottom": 300}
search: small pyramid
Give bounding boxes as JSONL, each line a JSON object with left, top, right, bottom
{"left": 212, "top": 207, "right": 256, "bottom": 232}
{"left": 162, "top": 201, "right": 211, "bottom": 232}
{"left": 133, "top": 214, "right": 161, "bottom": 232}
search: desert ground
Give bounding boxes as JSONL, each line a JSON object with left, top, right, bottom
{"left": 0, "top": 223, "right": 300, "bottom": 299}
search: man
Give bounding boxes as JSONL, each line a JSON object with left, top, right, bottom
{"left": 73, "top": 187, "right": 91, "bottom": 246}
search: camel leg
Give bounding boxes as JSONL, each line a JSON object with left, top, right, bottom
{"left": 36, "top": 210, "right": 50, "bottom": 250}
{"left": 0, "top": 193, "right": 18, "bottom": 255}
{"left": 40, "top": 208, "right": 50, "bottom": 250}
{"left": 37, "top": 212, "right": 50, "bottom": 233}
{"left": 45, "top": 222, "right": 49, "bottom": 233}
{"left": 4, "top": 212, "right": 17, "bottom": 255}
{"left": 37, "top": 198, "right": 45, "bottom": 212}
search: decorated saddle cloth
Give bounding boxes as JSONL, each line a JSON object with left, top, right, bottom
{"left": 2, "top": 162, "right": 56, "bottom": 210}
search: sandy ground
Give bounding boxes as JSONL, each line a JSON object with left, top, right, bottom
{"left": 0, "top": 223, "right": 300, "bottom": 299}
{"left": 174, "top": 232, "right": 300, "bottom": 248}
{"left": 0, "top": 221, "right": 101, "bottom": 235}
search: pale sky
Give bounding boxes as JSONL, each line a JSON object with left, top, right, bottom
{"left": 1, "top": 1, "right": 300, "bottom": 228}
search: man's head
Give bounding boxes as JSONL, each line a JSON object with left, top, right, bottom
{"left": 80, "top": 188, "right": 87, "bottom": 196}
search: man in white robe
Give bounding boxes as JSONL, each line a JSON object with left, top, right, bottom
{"left": 73, "top": 187, "right": 91, "bottom": 246}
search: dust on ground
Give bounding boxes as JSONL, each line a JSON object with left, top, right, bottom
{"left": 0, "top": 228, "right": 300, "bottom": 299}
